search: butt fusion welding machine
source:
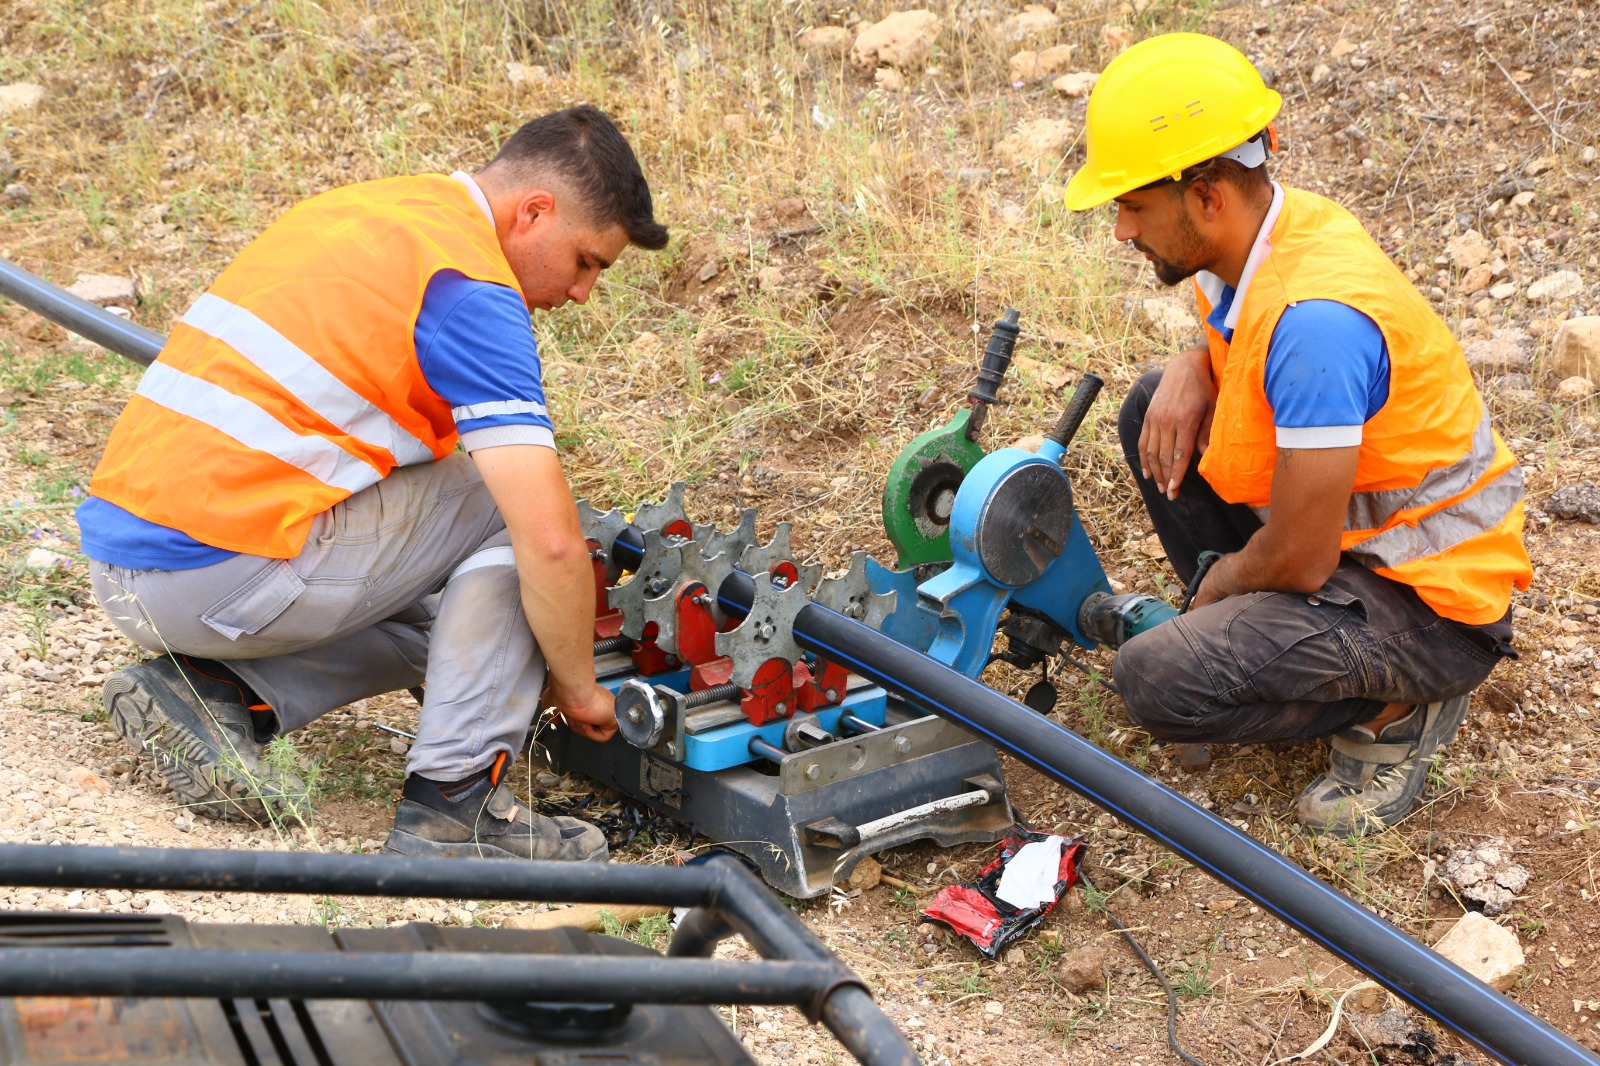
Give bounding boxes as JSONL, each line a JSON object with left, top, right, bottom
{"left": 543, "top": 309, "right": 1183, "bottom": 897}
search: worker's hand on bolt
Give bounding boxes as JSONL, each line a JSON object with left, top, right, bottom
{"left": 546, "top": 680, "right": 619, "bottom": 743}
{"left": 1139, "top": 347, "right": 1216, "bottom": 500}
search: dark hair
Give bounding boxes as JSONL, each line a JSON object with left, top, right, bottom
{"left": 487, "top": 105, "right": 668, "bottom": 250}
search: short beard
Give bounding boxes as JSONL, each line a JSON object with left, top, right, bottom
{"left": 1141, "top": 201, "right": 1209, "bottom": 287}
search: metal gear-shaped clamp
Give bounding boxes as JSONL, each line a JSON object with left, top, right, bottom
{"left": 576, "top": 498, "right": 629, "bottom": 584}
{"left": 714, "top": 572, "right": 808, "bottom": 690}
{"left": 736, "top": 523, "right": 823, "bottom": 593}
{"left": 631, "top": 481, "right": 691, "bottom": 536}
{"left": 814, "top": 551, "right": 897, "bottom": 632}
{"left": 606, "top": 529, "right": 685, "bottom": 641}
{"left": 690, "top": 507, "right": 758, "bottom": 568}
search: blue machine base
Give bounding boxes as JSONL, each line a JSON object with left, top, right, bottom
{"left": 598, "top": 669, "right": 888, "bottom": 773}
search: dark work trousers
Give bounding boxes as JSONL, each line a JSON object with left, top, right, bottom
{"left": 1110, "top": 369, "right": 1513, "bottom": 745}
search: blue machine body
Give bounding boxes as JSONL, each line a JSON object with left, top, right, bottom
{"left": 913, "top": 439, "right": 1113, "bottom": 677}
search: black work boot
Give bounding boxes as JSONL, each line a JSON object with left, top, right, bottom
{"left": 382, "top": 759, "right": 608, "bottom": 863}
{"left": 104, "top": 654, "right": 307, "bottom": 825}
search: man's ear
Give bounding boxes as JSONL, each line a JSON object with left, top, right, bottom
{"left": 1188, "top": 178, "right": 1228, "bottom": 223}
{"left": 513, "top": 188, "right": 558, "bottom": 233}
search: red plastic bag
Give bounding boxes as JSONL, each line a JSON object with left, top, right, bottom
{"left": 921, "top": 828, "right": 1085, "bottom": 958}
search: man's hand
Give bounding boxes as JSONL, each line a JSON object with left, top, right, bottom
{"left": 1187, "top": 445, "right": 1359, "bottom": 608}
{"left": 1139, "top": 346, "right": 1217, "bottom": 500}
{"left": 549, "top": 680, "right": 617, "bottom": 743}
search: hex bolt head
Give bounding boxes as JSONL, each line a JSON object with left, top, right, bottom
{"left": 664, "top": 741, "right": 678, "bottom": 758}
{"left": 775, "top": 701, "right": 787, "bottom": 715}
{"left": 894, "top": 736, "right": 913, "bottom": 754}
{"left": 824, "top": 688, "right": 838, "bottom": 702}
{"left": 804, "top": 763, "right": 821, "bottom": 780}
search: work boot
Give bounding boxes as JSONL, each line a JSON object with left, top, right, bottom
{"left": 382, "top": 759, "right": 609, "bottom": 863}
{"left": 1296, "top": 694, "right": 1473, "bottom": 833}
{"left": 104, "top": 655, "right": 308, "bottom": 825}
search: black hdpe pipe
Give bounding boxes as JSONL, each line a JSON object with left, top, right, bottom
{"left": 613, "top": 526, "right": 1596, "bottom": 1066}
{"left": 0, "top": 257, "right": 163, "bottom": 365}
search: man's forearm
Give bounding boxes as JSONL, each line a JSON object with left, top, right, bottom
{"left": 513, "top": 542, "right": 599, "bottom": 701}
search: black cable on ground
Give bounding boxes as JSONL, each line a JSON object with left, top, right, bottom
{"left": 1078, "top": 871, "right": 1208, "bottom": 1066}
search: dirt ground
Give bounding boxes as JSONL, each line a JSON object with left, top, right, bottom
{"left": 2, "top": 0, "right": 1599, "bottom": 1063}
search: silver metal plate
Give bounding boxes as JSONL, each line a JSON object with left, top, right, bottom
{"left": 777, "top": 714, "right": 981, "bottom": 794}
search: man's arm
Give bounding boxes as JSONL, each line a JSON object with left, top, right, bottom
{"left": 1140, "top": 345, "right": 1217, "bottom": 499}
{"left": 1189, "top": 444, "right": 1358, "bottom": 609}
{"left": 472, "top": 443, "right": 617, "bottom": 742}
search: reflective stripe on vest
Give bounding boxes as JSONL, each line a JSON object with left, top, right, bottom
{"left": 182, "top": 293, "right": 436, "bottom": 468}
{"left": 135, "top": 362, "right": 377, "bottom": 494}
{"left": 1345, "top": 460, "right": 1524, "bottom": 571}
{"left": 1252, "top": 408, "right": 1521, "bottom": 570}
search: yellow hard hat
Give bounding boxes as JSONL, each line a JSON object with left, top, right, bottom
{"left": 1062, "top": 33, "right": 1282, "bottom": 211}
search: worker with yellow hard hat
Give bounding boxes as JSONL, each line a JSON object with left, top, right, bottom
{"left": 1064, "top": 33, "right": 1532, "bottom": 832}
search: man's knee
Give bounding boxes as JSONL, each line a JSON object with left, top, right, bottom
{"left": 1112, "top": 627, "right": 1207, "bottom": 742}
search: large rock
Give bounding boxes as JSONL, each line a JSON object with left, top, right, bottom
{"left": 1551, "top": 316, "right": 1600, "bottom": 380}
{"left": 851, "top": 10, "right": 943, "bottom": 70}
{"left": 798, "top": 25, "right": 852, "bottom": 55}
{"left": 1463, "top": 328, "right": 1531, "bottom": 373}
{"left": 994, "top": 118, "right": 1074, "bottom": 169}
{"left": 1555, "top": 376, "right": 1596, "bottom": 402}
{"left": 67, "top": 274, "right": 138, "bottom": 308}
{"left": 0, "top": 82, "right": 46, "bottom": 115}
{"left": 1143, "top": 297, "right": 1197, "bottom": 337}
{"left": 996, "top": 5, "right": 1060, "bottom": 44}
{"left": 1526, "top": 269, "right": 1583, "bottom": 302}
{"left": 1055, "top": 942, "right": 1108, "bottom": 993}
{"left": 1432, "top": 912, "right": 1524, "bottom": 991}
{"left": 1445, "top": 229, "right": 1492, "bottom": 270}
{"left": 1009, "top": 44, "right": 1075, "bottom": 83}
{"left": 1549, "top": 482, "right": 1600, "bottom": 524}
{"left": 1053, "top": 71, "right": 1099, "bottom": 98}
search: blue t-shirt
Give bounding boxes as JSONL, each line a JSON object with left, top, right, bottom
{"left": 1205, "top": 292, "right": 1390, "bottom": 448}
{"left": 77, "top": 271, "right": 552, "bottom": 569}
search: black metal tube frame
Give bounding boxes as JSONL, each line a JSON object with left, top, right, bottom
{"left": 634, "top": 532, "right": 1590, "bottom": 1066}
{"left": 0, "top": 844, "right": 915, "bottom": 1066}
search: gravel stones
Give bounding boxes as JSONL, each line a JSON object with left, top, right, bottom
{"left": 66, "top": 274, "right": 138, "bottom": 308}
{"left": 0, "top": 83, "right": 46, "bottom": 115}
{"left": 1441, "top": 840, "right": 1529, "bottom": 914}
{"left": 994, "top": 118, "right": 1073, "bottom": 169}
{"left": 1432, "top": 911, "right": 1526, "bottom": 990}
{"left": 1464, "top": 328, "right": 1532, "bottom": 373}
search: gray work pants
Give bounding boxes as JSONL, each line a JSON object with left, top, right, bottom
{"left": 89, "top": 453, "right": 544, "bottom": 780}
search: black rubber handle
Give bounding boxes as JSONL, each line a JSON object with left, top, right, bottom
{"left": 1046, "top": 372, "right": 1104, "bottom": 449}
{"left": 968, "top": 307, "right": 1020, "bottom": 409}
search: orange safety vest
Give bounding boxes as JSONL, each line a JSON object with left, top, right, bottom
{"left": 90, "top": 175, "right": 524, "bottom": 559}
{"left": 1195, "top": 187, "right": 1532, "bottom": 625}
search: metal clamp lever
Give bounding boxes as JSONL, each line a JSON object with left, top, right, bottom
{"left": 804, "top": 783, "right": 996, "bottom": 851}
